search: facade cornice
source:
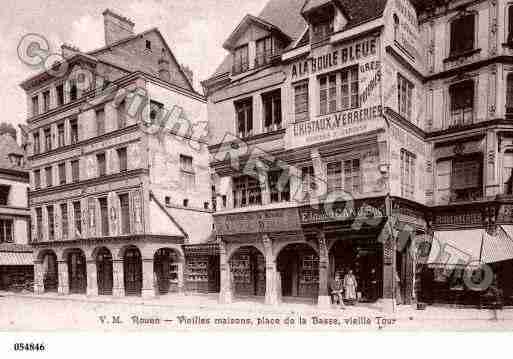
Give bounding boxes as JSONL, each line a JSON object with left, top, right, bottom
{"left": 30, "top": 234, "right": 185, "bottom": 247}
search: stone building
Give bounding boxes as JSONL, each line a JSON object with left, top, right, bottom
{"left": 0, "top": 134, "right": 32, "bottom": 292}
{"left": 21, "top": 9, "right": 213, "bottom": 298}
{"left": 203, "top": 0, "right": 513, "bottom": 309}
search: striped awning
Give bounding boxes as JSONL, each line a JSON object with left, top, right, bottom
{"left": 0, "top": 252, "right": 33, "bottom": 266}
{"left": 481, "top": 226, "right": 513, "bottom": 264}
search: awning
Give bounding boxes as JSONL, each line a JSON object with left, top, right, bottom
{"left": 0, "top": 252, "right": 33, "bottom": 266}
{"left": 427, "top": 227, "right": 513, "bottom": 268}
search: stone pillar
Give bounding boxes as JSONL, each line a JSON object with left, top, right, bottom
{"left": 86, "top": 260, "right": 98, "bottom": 297}
{"left": 380, "top": 216, "right": 397, "bottom": 312}
{"left": 57, "top": 260, "right": 69, "bottom": 295}
{"left": 33, "top": 260, "right": 44, "bottom": 295}
{"left": 177, "top": 260, "right": 185, "bottom": 294}
{"left": 317, "top": 231, "right": 331, "bottom": 308}
{"left": 112, "top": 259, "right": 124, "bottom": 297}
{"left": 141, "top": 258, "right": 156, "bottom": 299}
{"left": 218, "top": 240, "right": 232, "bottom": 304}
{"left": 263, "top": 235, "right": 278, "bottom": 305}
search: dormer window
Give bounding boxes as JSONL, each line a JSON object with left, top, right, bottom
{"left": 256, "top": 36, "right": 279, "bottom": 67}
{"left": 233, "top": 44, "right": 249, "bottom": 74}
{"left": 304, "top": 2, "right": 335, "bottom": 44}
{"left": 312, "top": 20, "right": 333, "bottom": 44}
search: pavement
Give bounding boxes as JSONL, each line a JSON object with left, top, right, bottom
{"left": 1, "top": 291, "right": 513, "bottom": 331}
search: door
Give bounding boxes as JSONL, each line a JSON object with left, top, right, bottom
{"left": 97, "top": 250, "right": 113, "bottom": 296}
{"left": 124, "top": 249, "right": 142, "bottom": 296}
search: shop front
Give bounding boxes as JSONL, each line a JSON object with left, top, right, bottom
{"left": 183, "top": 243, "right": 220, "bottom": 294}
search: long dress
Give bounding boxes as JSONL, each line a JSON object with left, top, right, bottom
{"left": 344, "top": 274, "right": 357, "bottom": 301}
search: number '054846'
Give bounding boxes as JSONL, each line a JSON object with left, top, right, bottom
{"left": 13, "top": 343, "right": 46, "bottom": 351}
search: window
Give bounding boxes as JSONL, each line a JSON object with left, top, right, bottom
{"left": 44, "top": 127, "right": 51, "bottom": 152}
{"left": 145, "top": 40, "right": 152, "bottom": 50}
{"left": 262, "top": 90, "right": 282, "bottom": 131}
{"left": 73, "top": 202, "right": 81, "bottom": 237}
{"left": 204, "top": 202, "right": 210, "bottom": 210}
{"left": 0, "top": 219, "right": 13, "bottom": 243}
{"left": 340, "top": 67, "right": 359, "bottom": 110}
{"left": 450, "top": 157, "right": 482, "bottom": 202}
{"left": 119, "top": 193, "right": 130, "bottom": 234}
{"left": 256, "top": 36, "right": 277, "bottom": 67}
{"left": 233, "top": 45, "right": 249, "bottom": 74}
{"left": 311, "top": 19, "right": 334, "bottom": 43}
{"left": 117, "top": 100, "right": 126, "bottom": 129}
{"left": 96, "top": 153, "right": 106, "bottom": 177}
{"left": 235, "top": 98, "right": 253, "bottom": 138}
{"left": 69, "top": 79, "right": 78, "bottom": 101}
{"left": 96, "top": 108, "right": 105, "bottom": 136}
{"left": 36, "top": 207, "right": 43, "bottom": 241}
{"left": 183, "top": 199, "right": 189, "bottom": 207}
{"left": 58, "top": 163, "right": 66, "bottom": 185}
{"left": 398, "top": 74, "right": 413, "bottom": 120}
{"left": 43, "top": 90, "right": 50, "bottom": 112}
{"left": 233, "top": 176, "right": 262, "bottom": 208}
{"left": 344, "top": 159, "right": 361, "bottom": 194}
{"left": 319, "top": 74, "right": 337, "bottom": 115}
{"left": 47, "top": 205, "right": 55, "bottom": 241}
{"left": 507, "top": 74, "right": 513, "bottom": 115}
{"left": 449, "top": 80, "right": 474, "bottom": 127}
{"left": 70, "top": 118, "right": 78, "bottom": 144}
{"left": 32, "top": 95, "right": 39, "bottom": 116}
{"left": 400, "top": 150, "right": 416, "bottom": 199}
{"left": 165, "top": 196, "right": 171, "bottom": 206}
{"left": 268, "top": 170, "right": 290, "bottom": 203}
{"left": 45, "top": 166, "right": 52, "bottom": 187}
{"left": 504, "top": 151, "right": 513, "bottom": 195}
{"left": 34, "top": 169, "right": 41, "bottom": 189}
{"left": 60, "top": 203, "right": 68, "bottom": 240}
{"left": 149, "top": 100, "right": 163, "bottom": 122}
{"left": 56, "top": 84, "right": 64, "bottom": 106}
{"left": 394, "top": 14, "right": 400, "bottom": 42}
{"left": 57, "top": 123, "right": 65, "bottom": 147}
{"left": 33, "top": 132, "right": 40, "bottom": 154}
{"left": 117, "top": 147, "right": 127, "bottom": 172}
{"left": 301, "top": 165, "right": 316, "bottom": 195}
{"left": 99, "top": 197, "right": 109, "bottom": 236}
{"left": 294, "top": 81, "right": 309, "bottom": 122}
{"left": 450, "top": 14, "right": 475, "bottom": 55}
{"left": 71, "top": 160, "right": 79, "bottom": 182}
{"left": 180, "top": 155, "right": 195, "bottom": 191}
{"left": 327, "top": 162, "right": 343, "bottom": 193}
{"left": 0, "top": 185, "right": 10, "bottom": 205}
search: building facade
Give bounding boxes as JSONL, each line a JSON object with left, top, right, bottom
{"left": 0, "top": 134, "right": 32, "bottom": 292}
{"left": 22, "top": 10, "right": 214, "bottom": 298}
{"left": 203, "top": 0, "right": 513, "bottom": 309}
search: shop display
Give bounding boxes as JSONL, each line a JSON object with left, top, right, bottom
{"left": 300, "top": 254, "right": 319, "bottom": 284}
{"left": 186, "top": 257, "right": 209, "bottom": 283}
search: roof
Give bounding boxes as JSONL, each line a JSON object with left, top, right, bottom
{"left": 0, "top": 134, "right": 26, "bottom": 171}
{"left": 206, "top": 0, "right": 387, "bottom": 81}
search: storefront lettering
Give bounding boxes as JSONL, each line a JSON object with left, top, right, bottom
{"left": 291, "top": 37, "right": 377, "bottom": 79}
{"left": 300, "top": 204, "right": 384, "bottom": 224}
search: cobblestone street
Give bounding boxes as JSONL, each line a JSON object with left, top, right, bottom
{"left": 1, "top": 292, "right": 513, "bottom": 331}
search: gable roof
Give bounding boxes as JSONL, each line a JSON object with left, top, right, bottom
{"left": 0, "top": 134, "right": 26, "bottom": 171}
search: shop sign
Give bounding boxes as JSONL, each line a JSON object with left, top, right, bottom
{"left": 214, "top": 207, "right": 301, "bottom": 236}
{"left": 299, "top": 201, "right": 385, "bottom": 225}
{"left": 434, "top": 212, "right": 483, "bottom": 227}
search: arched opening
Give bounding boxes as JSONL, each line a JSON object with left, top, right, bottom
{"left": 67, "top": 249, "right": 87, "bottom": 294}
{"left": 95, "top": 247, "right": 113, "bottom": 296}
{"left": 329, "top": 240, "right": 383, "bottom": 303}
{"left": 229, "top": 246, "right": 265, "bottom": 298}
{"left": 41, "top": 251, "right": 58, "bottom": 292}
{"left": 123, "top": 246, "right": 142, "bottom": 296}
{"left": 154, "top": 248, "right": 180, "bottom": 295}
{"left": 277, "top": 243, "right": 319, "bottom": 301}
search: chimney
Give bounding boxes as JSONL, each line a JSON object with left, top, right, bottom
{"left": 182, "top": 65, "right": 194, "bottom": 86}
{"left": 102, "top": 9, "right": 135, "bottom": 46}
{"left": 158, "top": 56, "right": 171, "bottom": 82}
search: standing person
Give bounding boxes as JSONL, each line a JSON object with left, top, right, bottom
{"left": 330, "top": 273, "right": 345, "bottom": 309}
{"left": 344, "top": 269, "right": 358, "bottom": 305}
{"left": 395, "top": 270, "right": 403, "bottom": 305}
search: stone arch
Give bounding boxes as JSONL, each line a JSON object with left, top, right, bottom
{"left": 273, "top": 240, "right": 319, "bottom": 262}
{"left": 63, "top": 248, "right": 87, "bottom": 294}
{"left": 228, "top": 245, "right": 266, "bottom": 298}
{"left": 120, "top": 245, "right": 142, "bottom": 296}
{"left": 93, "top": 246, "right": 113, "bottom": 296}
{"left": 37, "top": 249, "right": 58, "bottom": 293}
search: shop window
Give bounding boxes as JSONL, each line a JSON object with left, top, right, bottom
{"left": 504, "top": 151, "right": 513, "bottom": 195}
{"left": 451, "top": 156, "right": 483, "bottom": 202}
{"left": 96, "top": 107, "right": 105, "bottom": 136}
{"left": 262, "top": 90, "right": 282, "bottom": 132}
{"left": 45, "top": 166, "right": 53, "bottom": 187}
{"left": 232, "top": 44, "right": 249, "bottom": 74}
{"left": 507, "top": 74, "right": 513, "bottom": 115}
{"left": 233, "top": 176, "right": 262, "bottom": 208}
{"left": 70, "top": 118, "right": 78, "bottom": 144}
{"left": 268, "top": 170, "right": 290, "bottom": 203}
{"left": 43, "top": 127, "right": 51, "bottom": 152}
{"left": 47, "top": 205, "right": 55, "bottom": 241}
{"left": 96, "top": 153, "right": 106, "bottom": 177}
{"left": 99, "top": 197, "right": 109, "bottom": 236}
{"left": 56, "top": 84, "right": 64, "bottom": 106}
{"left": 449, "top": 80, "right": 474, "bottom": 128}
{"left": 71, "top": 160, "right": 79, "bottom": 183}
{"left": 508, "top": 5, "right": 513, "bottom": 44}
{"left": 0, "top": 185, "right": 10, "bottom": 205}
{"left": 180, "top": 154, "right": 195, "bottom": 191}
{"left": 344, "top": 159, "right": 361, "bottom": 194}
{"left": 32, "top": 95, "right": 39, "bottom": 116}
{"left": 0, "top": 219, "right": 13, "bottom": 243}
{"left": 117, "top": 147, "right": 128, "bottom": 172}
{"left": 73, "top": 202, "right": 81, "bottom": 237}
{"left": 34, "top": 169, "right": 41, "bottom": 190}
{"left": 33, "top": 132, "right": 40, "bottom": 154}
{"left": 57, "top": 123, "right": 65, "bottom": 147}
{"left": 60, "top": 203, "right": 68, "bottom": 240}
{"left": 294, "top": 81, "right": 309, "bottom": 122}
{"left": 36, "top": 207, "right": 43, "bottom": 241}
{"left": 301, "top": 165, "right": 316, "bottom": 196}
{"left": 450, "top": 14, "right": 475, "bottom": 55}
{"left": 235, "top": 98, "right": 253, "bottom": 138}
{"left": 43, "top": 90, "right": 50, "bottom": 112}
{"left": 398, "top": 74, "right": 413, "bottom": 120}
{"left": 255, "top": 36, "right": 277, "bottom": 67}
{"left": 400, "top": 149, "right": 416, "bottom": 199}
{"left": 58, "top": 163, "right": 66, "bottom": 185}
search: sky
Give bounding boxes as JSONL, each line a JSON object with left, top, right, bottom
{"left": 0, "top": 0, "right": 269, "bottom": 138}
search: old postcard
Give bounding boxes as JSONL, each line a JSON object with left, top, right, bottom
{"left": 0, "top": 0, "right": 513, "bottom": 344}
